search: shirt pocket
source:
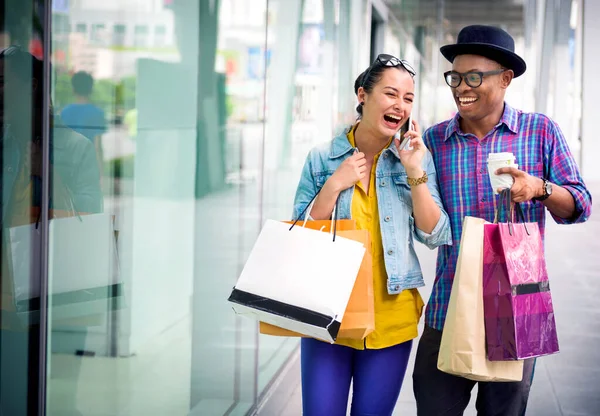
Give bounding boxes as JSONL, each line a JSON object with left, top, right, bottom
{"left": 521, "top": 161, "right": 544, "bottom": 178}
{"left": 392, "top": 174, "right": 412, "bottom": 209}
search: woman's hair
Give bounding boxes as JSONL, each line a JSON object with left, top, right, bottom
{"left": 353, "top": 64, "right": 412, "bottom": 117}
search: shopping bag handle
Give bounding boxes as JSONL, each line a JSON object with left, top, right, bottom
{"left": 289, "top": 192, "right": 340, "bottom": 242}
{"left": 495, "top": 188, "right": 523, "bottom": 223}
{"left": 497, "top": 188, "right": 530, "bottom": 237}
{"left": 34, "top": 186, "right": 83, "bottom": 229}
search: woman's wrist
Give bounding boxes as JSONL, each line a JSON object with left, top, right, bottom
{"left": 323, "top": 176, "right": 344, "bottom": 195}
{"left": 406, "top": 168, "right": 425, "bottom": 179}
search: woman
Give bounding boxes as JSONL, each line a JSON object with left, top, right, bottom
{"left": 292, "top": 54, "right": 452, "bottom": 415}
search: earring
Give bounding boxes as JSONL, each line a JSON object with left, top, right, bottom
{"left": 360, "top": 102, "right": 364, "bottom": 106}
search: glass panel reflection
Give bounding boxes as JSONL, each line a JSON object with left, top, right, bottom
{"left": 47, "top": 1, "right": 267, "bottom": 414}
{"left": 0, "top": 1, "right": 47, "bottom": 415}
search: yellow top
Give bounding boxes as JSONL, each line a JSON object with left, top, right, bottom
{"left": 336, "top": 124, "right": 424, "bottom": 350}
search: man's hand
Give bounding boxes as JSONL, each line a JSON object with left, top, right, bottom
{"left": 495, "top": 167, "right": 543, "bottom": 203}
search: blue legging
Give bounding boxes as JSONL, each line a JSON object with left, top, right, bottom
{"left": 301, "top": 338, "right": 413, "bottom": 416}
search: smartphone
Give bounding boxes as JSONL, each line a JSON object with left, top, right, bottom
{"left": 398, "top": 134, "right": 411, "bottom": 150}
{"left": 397, "top": 115, "right": 414, "bottom": 150}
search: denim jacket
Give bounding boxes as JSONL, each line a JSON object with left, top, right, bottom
{"left": 292, "top": 126, "right": 452, "bottom": 294}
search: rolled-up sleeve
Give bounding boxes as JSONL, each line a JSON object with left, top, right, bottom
{"left": 413, "top": 151, "right": 453, "bottom": 249}
{"left": 545, "top": 120, "right": 592, "bottom": 224}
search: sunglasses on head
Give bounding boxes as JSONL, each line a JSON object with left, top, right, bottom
{"left": 361, "top": 54, "right": 416, "bottom": 88}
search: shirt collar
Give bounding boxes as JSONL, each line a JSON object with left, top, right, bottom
{"left": 444, "top": 113, "right": 461, "bottom": 141}
{"left": 332, "top": 123, "right": 397, "bottom": 159}
{"left": 330, "top": 125, "right": 355, "bottom": 159}
{"left": 502, "top": 103, "right": 519, "bottom": 134}
{"left": 444, "top": 102, "right": 519, "bottom": 141}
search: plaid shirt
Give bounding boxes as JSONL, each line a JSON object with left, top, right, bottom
{"left": 423, "top": 103, "right": 592, "bottom": 331}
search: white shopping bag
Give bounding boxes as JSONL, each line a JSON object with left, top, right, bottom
{"left": 228, "top": 219, "right": 366, "bottom": 343}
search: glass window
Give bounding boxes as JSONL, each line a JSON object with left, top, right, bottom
{"left": 0, "top": 1, "right": 48, "bottom": 414}
{"left": 91, "top": 23, "right": 106, "bottom": 45}
{"left": 75, "top": 23, "right": 87, "bottom": 34}
{"left": 134, "top": 25, "right": 148, "bottom": 34}
{"left": 133, "top": 24, "right": 148, "bottom": 48}
{"left": 47, "top": 1, "right": 267, "bottom": 414}
{"left": 154, "top": 25, "right": 167, "bottom": 47}
{"left": 113, "top": 24, "right": 126, "bottom": 46}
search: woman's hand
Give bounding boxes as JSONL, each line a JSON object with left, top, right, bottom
{"left": 396, "top": 119, "right": 427, "bottom": 178}
{"left": 328, "top": 151, "right": 367, "bottom": 192}
{"left": 308, "top": 151, "right": 366, "bottom": 220}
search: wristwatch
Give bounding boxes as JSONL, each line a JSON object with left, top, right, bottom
{"left": 533, "top": 178, "right": 552, "bottom": 202}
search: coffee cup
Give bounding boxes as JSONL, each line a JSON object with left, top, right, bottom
{"left": 487, "top": 153, "right": 516, "bottom": 194}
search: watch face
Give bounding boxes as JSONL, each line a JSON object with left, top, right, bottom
{"left": 545, "top": 181, "right": 553, "bottom": 195}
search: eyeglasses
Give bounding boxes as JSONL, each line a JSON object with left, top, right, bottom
{"left": 444, "top": 69, "right": 506, "bottom": 88}
{"left": 361, "top": 54, "right": 416, "bottom": 88}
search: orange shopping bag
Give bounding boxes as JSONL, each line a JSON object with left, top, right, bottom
{"left": 260, "top": 219, "right": 375, "bottom": 340}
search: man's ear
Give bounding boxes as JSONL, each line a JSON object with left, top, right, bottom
{"left": 501, "top": 70, "right": 514, "bottom": 89}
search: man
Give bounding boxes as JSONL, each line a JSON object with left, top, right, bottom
{"left": 60, "top": 71, "right": 106, "bottom": 175}
{"left": 414, "top": 25, "right": 592, "bottom": 415}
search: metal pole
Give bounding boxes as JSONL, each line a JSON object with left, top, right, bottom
{"left": 38, "top": 0, "right": 52, "bottom": 414}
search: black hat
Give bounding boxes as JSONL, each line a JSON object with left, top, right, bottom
{"left": 440, "top": 25, "right": 526, "bottom": 78}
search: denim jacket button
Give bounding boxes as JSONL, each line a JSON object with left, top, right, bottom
{"left": 387, "top": 249, "right": 394, "bottom": 255}
{"left": 381, "top": 180, "right": 386, "bottom": 186}
{"left": 394, "top": 285, "right": 400, "bottom": 291}
{"left": 384, "top": 216, "right": 391, "bottom": 222}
